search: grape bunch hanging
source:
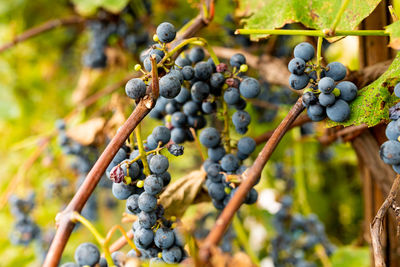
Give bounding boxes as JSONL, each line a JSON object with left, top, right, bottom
{"left": 288, "top": 42, "right": 358, "bottom": 122}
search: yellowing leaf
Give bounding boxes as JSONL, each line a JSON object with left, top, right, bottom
{"left": 159, "top": 170, "right": 207, "bottom": 218}
{"left": 66, "top": 117, "right": 106, "bottom": 145}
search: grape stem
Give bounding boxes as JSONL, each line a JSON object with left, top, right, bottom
{"left": 189, "top": 128, "right": 205, "bottom": 161}
{"left": 163, "top": 37, "right": 220, "bottom": 66}
{"left": 316, "top": 36, "right": 323, "bottom": 80}
{"left": 0, "top": 16, "right": 84, "bottom": 53}
{"left": 199, "top": 97, "right": 305, "bottom": 261}
{"left": 135, "top": 123, "right": 151, "bottom": 176}
{"left": 104, "top": 225, "right": 140, "bottom": 257}
{"left": 235, "top": 29, "right": 389, "bottom": 37}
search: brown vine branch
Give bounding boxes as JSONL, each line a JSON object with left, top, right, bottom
{"left": 0, "top": 16, "right": 84, "bottom": 53}
{"left": 318, "top": 124, "right": 369, "bottom": 146}
{"left": 371, "top": 174, "right": 400, "bottom": 267}
{"left": 199, "top": 97, "right": 305, "bottom": 261}
{"left": 43, "top": 98, "right": 154, "bottom": 267}
{"left": 254, "top": 113, "right": 310, "bottom": 145}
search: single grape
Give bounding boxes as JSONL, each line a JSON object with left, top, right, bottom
{"left": 134, "top": 227, "right": 154, "bottom": 248}
{"left": 302, "top": 91, "right": 318, "bottom": 107}
{"left": 182, "top": 66, "right": 195, "bottom": 80}
{"left": 191, "top": 81, "right": 210, "bottom": 102}
{"left": 325, "top": 62, "right": 347, "bottom": 81}
{"left": 318, "top": 77, "right": 335, "bottom": 94}
{"left": 194, "top": 61, "right": 213, "bottom": 81}
{"left": 337, "top": 81, "right": 358, "bottom": 102}
{"left": 156, "top": 22, "right": 176, "bottom": 43}
{"left": 159, "top": 75, "right": 182, "bottom": 99}
{"left": 207, "top": 163, "right": 222, "bottom": 178}
{"left": 160, "top": 172, "right": 171, "bottom": 187}
{"left": 125, "top": 78, "right": 146, "bottom": 100}
{"left": 138, "top": 192, "right": 157, "bottom": 212}
{"left": 174, "top": 87, "right": 190, "bottom": 104}
{"left": 237, "top": 137, "right": 256, "bottom": 155}
{"left": 165, "top": 101, "right": 179, "bottom": 114}
{"left": 293, "top": 42, "right": 315, "bottom": 61}
{"left": 288, "top": 57, "right": 306, "bottom": 75}
{"left": 234, "top": 98, "right": 247, "bottom": 110}
{"left": 187, "top": 115, "right": 206, "bottom": 129}
{"left": 183, "top": 101, "right": 199, "bottom": 116}
{"left": 188, "top": 47, "right": 205, "bottom": 63}
{"left": 112, "top": 183, "right": 134, "bottom": 200}
{"left": 221, "top": 154, "right": 239, "bottom": 172}
{"left": 126, "top": 194, "right": 140, "bottom": 214}
{"left": 149, "top": 154, "right": 169, "bottom": 174}
{"left": 326, "top": 99, "right": 350, "bottom": 122}
{"left": 208, "top": 146, "right": 226, "bottom": 161}
{"left": 224, "top": 87, "right": 240, "bottom": 105}
{"left": 232, "top": 110, "right": 251, "bottom": 128}
{"left": 230, "top": 53, "right": 246, "bottom": 68}
{"left": 199, "top": 127, "right": 221, "bottom": 148}
{"left": 318, "top": 93, "right": 336, "bottom": 107}
{"left": 152, "top": 126, "right": 171, "bottom": 145}
{"left": 208, "top": 182, "right": 225, "bottom": 201}
{"left": 138, "top": 211, "right": 157, "bottom": 229}
{"left": 146, "top": 134, "right": 158, "bottom": 150}
{"left": 239, "top": 77, "right": 260, "bottom": 98}
{"left": 74, "top": 243, "right": 100, "bottom": 267}
{"left": 171, "top": 112, "right": 187, "bottom": 128}
{"left": 245, "top": 188, "right": 258, "bottom": 204}
{"left": 210, "top": 73, "right": 226, "bottom": 91}
{"left": 168, "top": 143, "right": 184, "bottom": 156}
{"left": 175, "top": 56, "right": 191, "bottom": 68}
{"left": 289, "top": 74, "right": 309, "bottom": 90}
{"left": 144, "top": 175, "right": 164, "bottom": 195}
{"left": 202, "top": 101, "right": 216, "bottom": 114}
{"left": 171, "top": 128, "right": 186, "bottom": 144}
{"left": 380, "top": 140, "right": 400, "bottom": 165}
{"left": 111, "top": 251, "right": 126, "bottom": 267}
{"left": 385, "top": 120, "right": 400, "bottom": 141}
{"left": 162, "top": 246, "right": 183, "bottom": 263}
{"left": 155, "top": 228, "right": 175, "bottom": 249}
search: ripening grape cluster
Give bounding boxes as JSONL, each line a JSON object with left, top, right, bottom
{"left": 83, "top": 5, "right": 151, "bottom": 69}
{"left": 379, "top": 83, "right": 400, "bottom": 173}
{"left": 288, "top": 42, "right": 358, "bottom": 122}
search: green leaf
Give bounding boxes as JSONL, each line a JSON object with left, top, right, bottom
{"left": 71, "top": 0, "right": 129, "bottom": 16}
{"left": 327, "top": 52, "right": 400, "bottom": 127}
{"left": 331, "top": 246, "right": 370, "bottom": 267}
{"left": 237, "top": 0, "right": 382, "bottom": 41}
{"left": 385, "top": 20, "right": 400, "bottom": 49}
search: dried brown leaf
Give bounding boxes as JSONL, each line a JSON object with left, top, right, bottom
{"left": 66, "top": 117, "right": 106, "bottom": 146}
{"left": 159, "top": 169, "right": 207, "bottom": 218}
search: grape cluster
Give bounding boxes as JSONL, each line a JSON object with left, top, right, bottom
{"left": 288, "top": 42, "right": 358, "bottom": 122}
{"left": 201, "top": 128, "right": 258, "bottom": 210}
{"left": 272, "top": 196, "right": 335, "bottom": 267}
{"left": 105, "top": 125, "right": 185, "bottom": 263}
{"left": 379, "top": 84, "right": 400, "bottom": 173}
